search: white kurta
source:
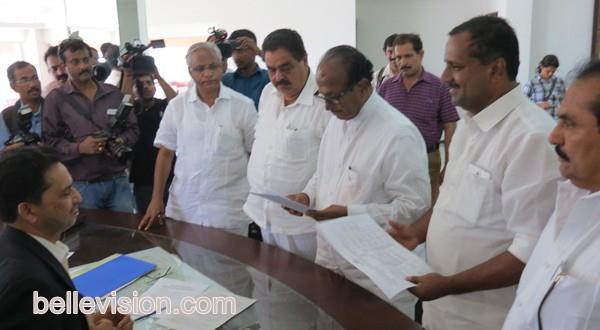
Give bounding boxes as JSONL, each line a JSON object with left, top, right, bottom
{"left": 302, "top": 92, "right": 431, "bottom": 312}
{"left": 424, "top": 86, "right": 561, "bottom": 330}
{"left": 503, "top": 181, "right": 600, "bottom": 330}
{"left": 154, "top": 84, "right": 257, "bottom": 232}
{"left": 244, "top": 74, "right": 332, "bottom": 235}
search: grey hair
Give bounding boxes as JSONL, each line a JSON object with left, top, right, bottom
{"left": 185, "top": 42, "right": 222, "bottom": 66}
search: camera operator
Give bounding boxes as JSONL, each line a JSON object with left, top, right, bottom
{"left": 0, "top": 61, "right": 43, "bottom": 152}
{"left": 43, "top": 38, "right": 139, "bottom": 213}
{"left": 222, "top": 29, "right": 269, "bottom": 109}
{"left": 121, "top": 65, "right": 177, "bottom": 213}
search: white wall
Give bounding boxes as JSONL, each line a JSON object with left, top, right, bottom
{"left": 530, "top": 0, "right": 595, "bottom": 84}
{"left": 357, "top": 0, "right": 501, "bottom": 78}
{"left": 144, "top": 0, "right": 356, "bottom": 77}
{"left": 357, "top": 0, "right": 594, "bottom": 85}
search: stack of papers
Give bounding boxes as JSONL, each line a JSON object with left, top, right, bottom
{"left": 316, "top": 214, "right": 432, "bottom": 299}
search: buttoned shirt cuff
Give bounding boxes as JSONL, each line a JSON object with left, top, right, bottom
{"left": 507, "top": 233, "right": 537, "bottom": 263}
{"left": 301, "top": 190, "right": 314, "bottom": 208}
{"left": 71, "top": 142, "right": 80, "bottom": 157}
{"left": 347, "top": 204, "right": 367, "bottom": 216}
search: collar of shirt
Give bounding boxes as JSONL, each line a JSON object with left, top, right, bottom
{"left": 28, "top": 233, "right": 70, "bottom": 270}
{"left": 554, "top": 180, "right": 600, "bottom": 235}
{"left": 269, "top": 71, "right": 318, "bottom": 108}
{"left": 390, "top": 67, "right": 435, "bottom": 85}
{"left": 465, "top": 84, "right": 523, "bottom": 132}
{"left": 233, "top": 64, "right": 263, "bottom": 78}
{"left": 343, "top": 91, "right": 377, "bottom": 135}
{"left": 186, "top": 82, "right": 232, "bottom": 108}
{"left": 63, "top": 79, "right": 112, "bottom": 99}
{"left": 535, "top": 74, "right": 557, "bottom": 84}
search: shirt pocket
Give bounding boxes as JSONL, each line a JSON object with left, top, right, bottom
{"left": 279, "top": 127, "right": 312, "bottom": 163}
{"left": 454, "top": 163, "right": 493, "bottom": 224}
{"left": 213, "top": 124, "right": 242, "bottom": 157}
{"left": 340, "top": 166, "right": 362, "bottom": 203}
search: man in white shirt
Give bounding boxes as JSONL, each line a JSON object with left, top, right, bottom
{"left": 243, "top": 29, "right": 331, "bottom": 260}
{"left": 388, "top": 16, "right": 561, "bottom": 330}
{"left": 0, "top": 147, "right": 132, "bottom": 329}
{"left": 286, "top": 45, "right": 430, "bottom": 314}
{"left": 371, "top": 33, "right": 400, "bottom": 90}
{"left": 503, "top": 60, "right": 600, "bottom": 329}
{"left": 138, "top": 42, "right": 257, "bottom": 235}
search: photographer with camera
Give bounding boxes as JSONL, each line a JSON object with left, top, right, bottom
{"left": 222, "top": 29, "right": 269, "bottom": 109}
{"left": 121, "top": 65, "right": 177, "bottom": 214}
{"left": 43, "top": 38, "right": 139, "bottom": 213}
{"left": 0, "top": 61, "right": 43, "bottom": 152}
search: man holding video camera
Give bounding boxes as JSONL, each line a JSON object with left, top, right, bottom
{"left": 43, "top": 38, "right": 139, "bottom": 213}
{"left": 0, "top": 61, "right": 44, "bottom": 152}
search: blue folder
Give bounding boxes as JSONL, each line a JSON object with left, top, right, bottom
{"left": 73, "top": 255, "right": 156, "bottom": 297}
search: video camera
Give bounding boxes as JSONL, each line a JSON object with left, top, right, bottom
{"left": 4, "top": 105, "right": 41, "bottom": 147}
{"left": 92, "top": 95, "right": 134, "bottom": 163}
{"left": 120, "top": 39, "right": 166, "bottom": 75}
{"left": 209, "top": 27, "right": 240, "bottom": 59}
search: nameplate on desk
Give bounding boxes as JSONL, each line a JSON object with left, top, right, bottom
{"left": 73, "top": 255, "right": 156, "bottom": 298}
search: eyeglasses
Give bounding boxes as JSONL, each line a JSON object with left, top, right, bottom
{"left": 314, "top": 84, "right": 356, "bottom": 104}
{"left": 13, "top": 75, "right": 39, "bottom": 84}
{"left": 190, "top": 63, "right": 221, "bottom": 73}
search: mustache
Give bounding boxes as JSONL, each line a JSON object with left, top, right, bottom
{"left": 555, "top": 145, "right": 570, "bottom": 162}
{"left": 78, "top": 69, "right": 91, "bottom": 76}
{"left": 57, "top": 74, "right": 68, "bottom": 81}
{"left": 400, "top": 65, "right": 411, "bottom": 70}
{"left": 274, "top": 80, "right": 291, "bottom": 87}
{"left": 27, "top": 87, "right": 40, "bottom": 94}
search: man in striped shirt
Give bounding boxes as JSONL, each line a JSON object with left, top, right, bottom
{"left": 378, "top": 34, "right": 459, "bottom": 203}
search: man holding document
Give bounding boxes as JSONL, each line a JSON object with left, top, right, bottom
{"left": 388, "top": 16, "right": 560, "bottom": 330}
{"left": 285, "top": 45, "right": 431, "bottom": 314}
{"left": 0, "top": 147, "right": 132, "bottom": 329}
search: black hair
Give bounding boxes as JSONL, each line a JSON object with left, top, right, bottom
{"left": 262, "top": 28, "right": 307, "bottom": 61}
{"left": 0, "top": 147, "right": 61, "bottom": 223}
{"left": 449, "top": 15, "right": 520, "bottom": 81}
{"left": 383, "top": 33, "right": 398, "bottom": 51}
{"left": 7, "top": 61, "right": 34, "bottom": 83}
{"left": 229, "top": 29, "right": 257, "bottom": 43}
{"left": 574, "top": 59, "right": 600, "bottom": 126}
{"left": 319, "top": 45, "right": 374, "bottom": 89}
{"left": 44, "top": 46, "right": 59, "bottom": 63}
{"left": 58, "top": 38, "right": 91, "bottom": 63}
{"left": 393, "top": 33, "right": 423, "bottom": 53}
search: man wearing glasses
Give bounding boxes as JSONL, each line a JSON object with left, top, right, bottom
{"left": 243, "top": 28, "right": 331, "bottom": 260}
{"left": 1, "top": 61, "right": 44, "bottom": 152}
{"left": 285, "top": 45, "right": 430, "bottom": 315}
{"left": 138, "top": 42, "right": 257, "bottom": 235}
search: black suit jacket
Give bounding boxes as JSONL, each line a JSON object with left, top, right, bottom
{"left": 0, "top": 226, "right": 88, "bottom": 330}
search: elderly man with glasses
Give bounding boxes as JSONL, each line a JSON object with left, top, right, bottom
{"left": 138, "top": 42, "right": 257, "bottom": 235}
{"left": 285, "top": 45, "right": 431, "bottom": 315}
{"left": 1, "top": 61, "right": 44, "bottom": 152}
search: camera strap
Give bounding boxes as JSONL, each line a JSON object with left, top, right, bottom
{"left": 58, "top": 90, "right": 103, "bottom": 131}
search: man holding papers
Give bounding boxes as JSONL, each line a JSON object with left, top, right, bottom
{"left": 0, "top": 147, "right": 132, "bottom": 329}
{"left": 388, "top": 16, "right": 560, "bottom": 330}
{"left": 286, "top": 45, "right": 430, "bottom": 314}
{"left": 243, "top": 29, "right": 331, "bottom": 260}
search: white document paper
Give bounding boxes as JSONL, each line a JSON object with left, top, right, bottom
{"left": 132, "top": 278, "right": 209, "bottom": 320}
{"left": 154, "top": 287, "right": 256, "bottom": 330}
{"left": 316, "top": 214, "right": 432, "bottom": 299}
{"left": 249, "top": 191, "right": 310, "bottom": 213}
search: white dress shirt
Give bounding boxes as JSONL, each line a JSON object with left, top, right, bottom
{"left": 154, "top": 83, "right": 257, "bottom": 231}
{"left": 244, "top": 74, "right": 332, "bottom": 235}
{"left": 29, "top": 234, "right": 70, "bottom": 271}
{"left": 303, "top": 92, "right": 430, "bottom": 309}
{"left": 423, "top": 86, "right": 561, "bottom": 330}
{"left": 503, "top": 181, "right": 600, "bottom": 330}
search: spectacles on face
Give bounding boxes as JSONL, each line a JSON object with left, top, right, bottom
{"left": 314, "top": 84, "right": 356, "bottom": 104}
{"left": 190, "top": 63, "right": 221, "bottom": 73}
{"left": 13, "top": 75, "right": 39, "bottom": 84}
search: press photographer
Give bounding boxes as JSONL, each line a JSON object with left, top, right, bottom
{"left": 43, "top": 38, "right": 139, "bottom": 213}
{"left": 1, "top": 61, "right": 43, "bottom": 152}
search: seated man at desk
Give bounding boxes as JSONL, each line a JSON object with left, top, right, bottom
{"left": 0, "top": 147, "right": 132, "bottom": 329}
